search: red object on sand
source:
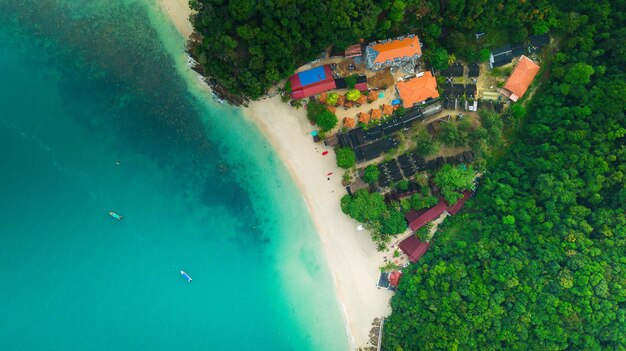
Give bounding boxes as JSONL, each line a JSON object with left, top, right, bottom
{"left": 322, "top": 151, "right": 329, "bottom": 155}
{"left": 327, "top": 172, "right": 333, "bottom": 176}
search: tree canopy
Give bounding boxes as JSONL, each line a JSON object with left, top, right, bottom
{"left": 335, "top": 147, "right": 355, "bottom": 169}
{"left": 191, "top": 0, "right": 556, "bottom": 99}
{"left": 383, "top": 1, "right": 626, "bottom": 349}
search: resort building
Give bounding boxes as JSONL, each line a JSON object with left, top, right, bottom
{"left": 344, "top": 44, "right": 363, "bottom": 58}
{"left": 365, "top": 35, "right": 422, "bottom": 71}
{"left": 489, "top": 44, "right": 525, "bottom": 69}
{"left": 399, "top": 235, "right": 430, "bottom": 263}
{"left": 396, "top": 72, "right": 439, "bottom": 108}
{"left": 370, "top": 109, "right": 382, "bottom": 121}
{"left": 501, "top": 55, "right": 540, "bottom": 101}
{"left": 289, "top": 65, "right": 336, "bottom": 99}
{"left": 358, "top": 112, "right": 371, "bottom": 124}
{"left": 344, "top": 117, "right": 356, "bottom": 129}
{"left": 405, "top": 200, "right": 448, "bottom": 231}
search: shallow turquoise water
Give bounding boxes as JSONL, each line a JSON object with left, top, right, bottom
{"left": 0, "top": 1, "right": 348, "bottom": 350}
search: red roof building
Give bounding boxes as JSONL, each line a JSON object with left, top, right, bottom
{"left": 389, "top": 271, "right": 403, "bottom": 288}
{"left": 289, "top": 65, "right": 337, "bottom": 99}
{"left": 399, "top": 235, "right": 431, "bottom": 262}
{"left": 345, "top": 44, "right": 363, "bottom": 58}
{"left": 446, "top": 190, "right": 472, "bottom": 215}
{"left": 355, "top": 82, "right": 368, "bottom": 91}
{"left": 407, "top": 200, "right": 448, "bottom": 231}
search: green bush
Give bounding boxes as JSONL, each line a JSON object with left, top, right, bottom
{"left": 336, "top": 147, "right": 356, "bottom": 169}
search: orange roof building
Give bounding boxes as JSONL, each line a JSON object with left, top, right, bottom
{"left": 396, "top": 72, "right": 439, "bottom": 108}
{"left": 356, "top": 94, "right": 368, "bottom": 105}
{"left": 327, "top": 106, "right": 337, "bottom": 114}
{"left": 358, "top": 112, "right": 371, "bottom": 124}
{"left": 319, "top": 92, "right": 328, "bottom": 103}
{"left": 370, "top": 109, "right": 382, "bottom": 121}
{"left": 344, "top": 117, "right": 356, "bottom": 129}
{"left": 382, "top": 104, "right": 394, "bottom": 116}
{"left": 502, "top": 55, "right": 540, "bottom": 101}
{"left": 337, "top": 94, "right": 346, "bottom": 106}
{"left": 344, "top": 101, "right": 354, "bottom": 109}
{"left": 366, "top": 35, "right": 422, "bottom": 70}
{"left": 367, "top": 90, "right": 378, "bottom": 102}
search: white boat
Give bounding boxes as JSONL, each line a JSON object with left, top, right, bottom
{"left": 109, "top": 211, "right": 123, "bottom": 220}
{"left": 180, "top": 271, "right": 192, "bottom": 282}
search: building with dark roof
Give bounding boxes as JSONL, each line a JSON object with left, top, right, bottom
{"left": 441, "top": 63, "right": 464, "bottom": 77}
{"left": 529, "top": 34, "right": 550, "bottom": 54}
{"left": 489, "top": 44, "right": 525, "bottom": 69}
{"left": 468, "top": 63, "right": 480, "bottom": 77}
{"left": 289, "top": 65, "right": 337, "bottom": 99}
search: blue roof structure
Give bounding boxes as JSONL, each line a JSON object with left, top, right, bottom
{"left": 391, "top": 99, "right": 401, "bottom": 105}
{"left": 298, "top": 66, "right": 327, "bottom": 86}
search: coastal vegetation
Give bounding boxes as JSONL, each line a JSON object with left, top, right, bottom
{"left": 383, "top": 0, "right": 626, "bottom": 349}
{"left": 306, "top": 101, "right": 337, "bottom": 131}
{"left": 335, "top": 147, "right": 355, "bottom": 169}
{"left": 341, "top": 189, "right": 407, "bottom": 249}
{"left": 189, "top": 0, "right": 557, "bottom": 99}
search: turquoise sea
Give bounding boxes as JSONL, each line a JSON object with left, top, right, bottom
{"left": 0, "top": 1, "right": 348, "bottom": 350}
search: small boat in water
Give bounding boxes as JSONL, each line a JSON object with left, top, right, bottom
{"left": 180, "top": 271, "right": 192, "bottom": 282}
{"left": 108, "top": 211, "right": 123, "bottom": 220}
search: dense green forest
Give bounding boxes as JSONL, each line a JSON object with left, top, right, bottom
{"left": 383, "top": 1, "right": 626, "bottom": 350}
{"left": 190, "top": 0, "right": 557, "bottom": 99}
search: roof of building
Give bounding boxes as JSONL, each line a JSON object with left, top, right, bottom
{"left": 358, "top": 112, "right": 371, "bottom": 124}
{"left": 399, "top": 235, "right": 431, "bottom": 262}
{"left": 370, "top": 109, "right": 382, "bottom": 120}
{"left": 377, "top": 271, "right": 390, "bottom": 289}
{"left": 490, "top": 44, "right": 525, "bottom": 68}
{"left": 337, "top": 94, "right": 345, "bottom": 106}
{"left": 369, "top": 36, "right": 422, "bottom": 66}
{"left": 397, "top": 72, "right": 440, "bottom": 108}
{"left": 407, "top": 200, "right": 448, "bottom": 231}
{"left": 345, "top": 44, "right": 362, "bottom": 58}
{"left": 382, "top": 104, "right": 394, "bottom": 116}
{"left": 389, "top": 271, "right": 403, "bottom": 288}
{"left": 441, "top": 63, "right": 464, "bottom": 77}
{"left": 319, "top": 92, "right": 328, "bottom": 103}
{"left": 446, "top": 190, "right": 472, "bottom": 215}
{"left": 356, "top": 94, "right": 367, "bottom": 105}
{"left": 529, "top": 34, "right": 550, "bottom": 53}
{"left": 503, "top": 55, "right": 540, "bottom": 101}
{"left": 344, "top": 117, "right": 356, "bottom": 129}
{"left": 367, "top": 90, "right": 378, "bottom": 102}
{"left": 405, "top": 208, "right": 427, "bottom": 223}
{"left": 327, "top": 106, "right": 337, "bottom": 114}
{"left": 355, "top": 82, "right": 368, "bottom": 91}
{"left": 289, "top": 65, "right": 337, "bottom": 98}
{"left": 468, "top": 63, "right": 480, "bottom": 77}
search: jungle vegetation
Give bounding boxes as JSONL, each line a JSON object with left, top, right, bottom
{"left": 189, "top": 0, "right": 558, "bottom": 99}
{"left": 382, "top": 1, "right": 626, "bottom": 350}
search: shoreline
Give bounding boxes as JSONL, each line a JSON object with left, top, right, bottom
{"left": 155, "top": 1, "right": 392, "bottom": 348}
{"left": 243, "top": 97, "right": 393, "bottom": 349}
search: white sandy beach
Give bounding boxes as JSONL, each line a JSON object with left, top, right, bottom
{"left": 156, "top": 0, "right": 193, "bottom": 39}
{"left": 156, "top": 2, "right": 393, "bottom": 348}
{"left": 243, "top": 97, "right": 393, "bottom": 348}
